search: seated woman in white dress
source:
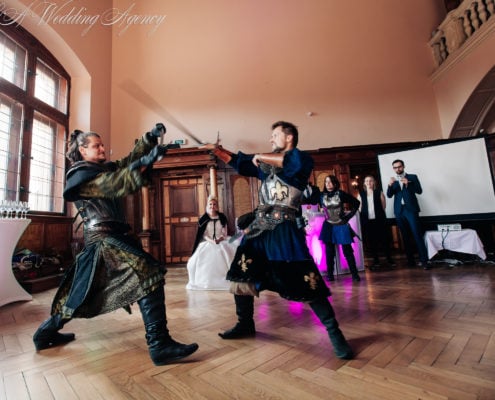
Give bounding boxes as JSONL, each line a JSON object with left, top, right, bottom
{"left": 186, "top": 196, "right": 239, "bottom": 290}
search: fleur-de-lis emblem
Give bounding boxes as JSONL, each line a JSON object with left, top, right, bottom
{"left": 270, "top": 180, "right": 289, "bottom": 201}
{"left": 238, "top": 253, "right": 253, "bottom": 272}
{"left": 304, "top": 272, "right": 318, "bottom": 290}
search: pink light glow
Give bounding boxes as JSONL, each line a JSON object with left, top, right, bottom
{"left": 287, "top": 301, "right": 304, "bottom": 315}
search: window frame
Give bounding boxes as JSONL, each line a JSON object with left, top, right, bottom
{"left": 0, "top": 12, "right": 70, "bottom": 215}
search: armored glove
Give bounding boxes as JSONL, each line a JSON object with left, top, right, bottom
{"left": 129, "top": 145, "right": 168, "bottom": 171}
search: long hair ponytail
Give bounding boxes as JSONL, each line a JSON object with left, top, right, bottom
{"left": 66, "top": 130, "right": 100, "bottom": 163}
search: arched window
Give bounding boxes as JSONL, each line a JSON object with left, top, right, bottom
{"left": 0, "top": 12, "right": 69, "bottom": 213}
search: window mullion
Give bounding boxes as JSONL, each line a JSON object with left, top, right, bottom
{"left": 25, "top": 52, "right": 36, "bottom": 98}
{"left": 20, "top": 107, "right": 33, "bottom": 203}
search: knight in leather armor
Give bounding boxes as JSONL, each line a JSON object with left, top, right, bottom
{"left": 319, "top": 175, "right": 361, "bottom": 282}
{"left": 33, "top": 124, "right": 198, "bottom": 366}
{"left": 204, "top": 121, "right": 353, "bottom": 360}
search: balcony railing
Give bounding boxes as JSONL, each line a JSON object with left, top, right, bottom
{"left": 430, "top": 0, "right": 495, "bottom": 68}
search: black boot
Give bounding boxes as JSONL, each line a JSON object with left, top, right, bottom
{"left": 343, "top": 245, "right": 360, "bottom": 281}
{"left": 325, "top": 244, "right": 335, "bottom": 281}
{"left": 326, "top": 267, "right": 335, "bottom": 281}
{"left": 310, "top": 298, "right": 353, "bottom": 359}
{"left": 349, "top": 266, "right": 360, "bottom": 282}
{"left": 33, "top": 314, "right": 75, "bottom": 351}
{"left": 219, "top": 295, "right": 256, "bottom": 339}
{"left": 138, "top": 288, "right": 198, "bottom": 366}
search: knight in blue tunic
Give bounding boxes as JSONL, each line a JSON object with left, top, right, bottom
{"left": 205, "top": 121, "right": 353, "bottom": 359}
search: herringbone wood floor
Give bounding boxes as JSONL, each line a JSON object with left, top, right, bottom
{"left": 1, "top": 260, "right": 494, "bottom": 400}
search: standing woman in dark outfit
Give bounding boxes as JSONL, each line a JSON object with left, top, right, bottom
{"left": 319, "top": 175, "right": 361, "bottom": 282}
{"left": 357, "top": 175, "right": 395, "bottom": 270}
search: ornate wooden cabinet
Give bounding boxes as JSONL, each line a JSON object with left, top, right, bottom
{"left": 144, "top": 147, "right": 259, "bottom": 265}
{"left": 147, "top": 148, "right": 227, "bottom": 264}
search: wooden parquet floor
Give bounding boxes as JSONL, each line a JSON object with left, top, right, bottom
{"left": 1, "top": 260, "right": 495, "bottom": 400}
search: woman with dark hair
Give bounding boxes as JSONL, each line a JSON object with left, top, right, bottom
{"left": 357, "top": 175, "right": 395, "bottom": 270}
{"left": 319, "top": 175, "right": 361, "bottom": 282}
{"left": 33, "top": 124, "right": 198, "bottom": 366}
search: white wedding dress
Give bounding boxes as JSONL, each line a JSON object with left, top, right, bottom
{"left": 186, "top": 218, "right": 240, "bottom": 290}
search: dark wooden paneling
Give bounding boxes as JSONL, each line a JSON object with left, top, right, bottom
{"left": 171, "top": 223, "right": 197, "bottom": 255}
{"left": 170, "top": 185, "right": 197, "bottom": 216}
{"left": 142, "top": 139, "right": 495, "bottom": 264}
{"left": 14, "top": 215, "right": 73, "bottom": 292}
{"left": 16, "top": 215, "right": 73, "bottom": 257}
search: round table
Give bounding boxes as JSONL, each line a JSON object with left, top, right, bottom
{"left": 0, "top": 219, "right": 33, "bottom": 307}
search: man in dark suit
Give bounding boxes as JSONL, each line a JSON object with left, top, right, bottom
{"left": 386, "top": 159, "right": 429, "bottom": 269}
{"left": 301, "top": 181, "right": 321, "bottom": 205}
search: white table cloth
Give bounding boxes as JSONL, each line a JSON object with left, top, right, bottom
{"left": 424, "top": 229, "right": 486, "bottom": 260}
{"left": 0, "top": 219, "right": 32, "bottom": 307}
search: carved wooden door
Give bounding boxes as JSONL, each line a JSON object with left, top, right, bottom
{"left": 161, "top": 176, "right": 207, "bottom": 264}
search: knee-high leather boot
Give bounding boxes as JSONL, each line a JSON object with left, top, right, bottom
{"left": 310, "top": 298, "right": 354, "bottom": 359}
{"left": 343, "top": 244, "right": 360, "bottom": 282}
{"left": 218, "top": 294, "right": 256, "bottom": 339}
{"left": 138, "top": 287, "right": 198, "bottom": 365}
{"left": 325, "top": 244, "right": 336, "bottom": 281}
{"left": 33, "top": 314, "right": 75, "bottom": 351}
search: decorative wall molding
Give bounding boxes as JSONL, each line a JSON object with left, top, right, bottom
{"left": 430, "top": 0, "right": 495, "bottom": 82}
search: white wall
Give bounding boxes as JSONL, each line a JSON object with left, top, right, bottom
{"left": 10, "top": 0, "right": 484, "bottom": 159}
{"left": 110, "top": 0, "right": 446, "bottom": 157}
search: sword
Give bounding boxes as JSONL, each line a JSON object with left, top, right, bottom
{"left": 119, "top": 79, "right": 206, "bottom": 145}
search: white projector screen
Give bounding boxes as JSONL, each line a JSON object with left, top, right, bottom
{"left": 377, "top": 137, "right": 495, "bottom": 220}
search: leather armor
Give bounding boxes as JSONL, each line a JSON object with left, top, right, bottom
{"left": 65, "top": 161, "right": 130, "bottom": 233}
{"left": 75, "top": 197, "right": 129, "bottom": 233}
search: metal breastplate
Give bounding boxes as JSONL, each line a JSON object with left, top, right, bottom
{"left": 75, "top": 197, "right": 129, "bottom": 232}
{"left": 322, "top": 193, "right": 343, "bottom": 224}
{"left": 259, "top": 173, "right": 303, "bottom": 210}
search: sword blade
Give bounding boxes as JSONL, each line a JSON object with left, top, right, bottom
{"left": 119, "top": 79, "right": 206, "bottom": 144}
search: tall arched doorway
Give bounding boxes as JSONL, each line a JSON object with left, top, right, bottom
{"left": 450, "top": 66, "right": 495, "bottom": 138}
